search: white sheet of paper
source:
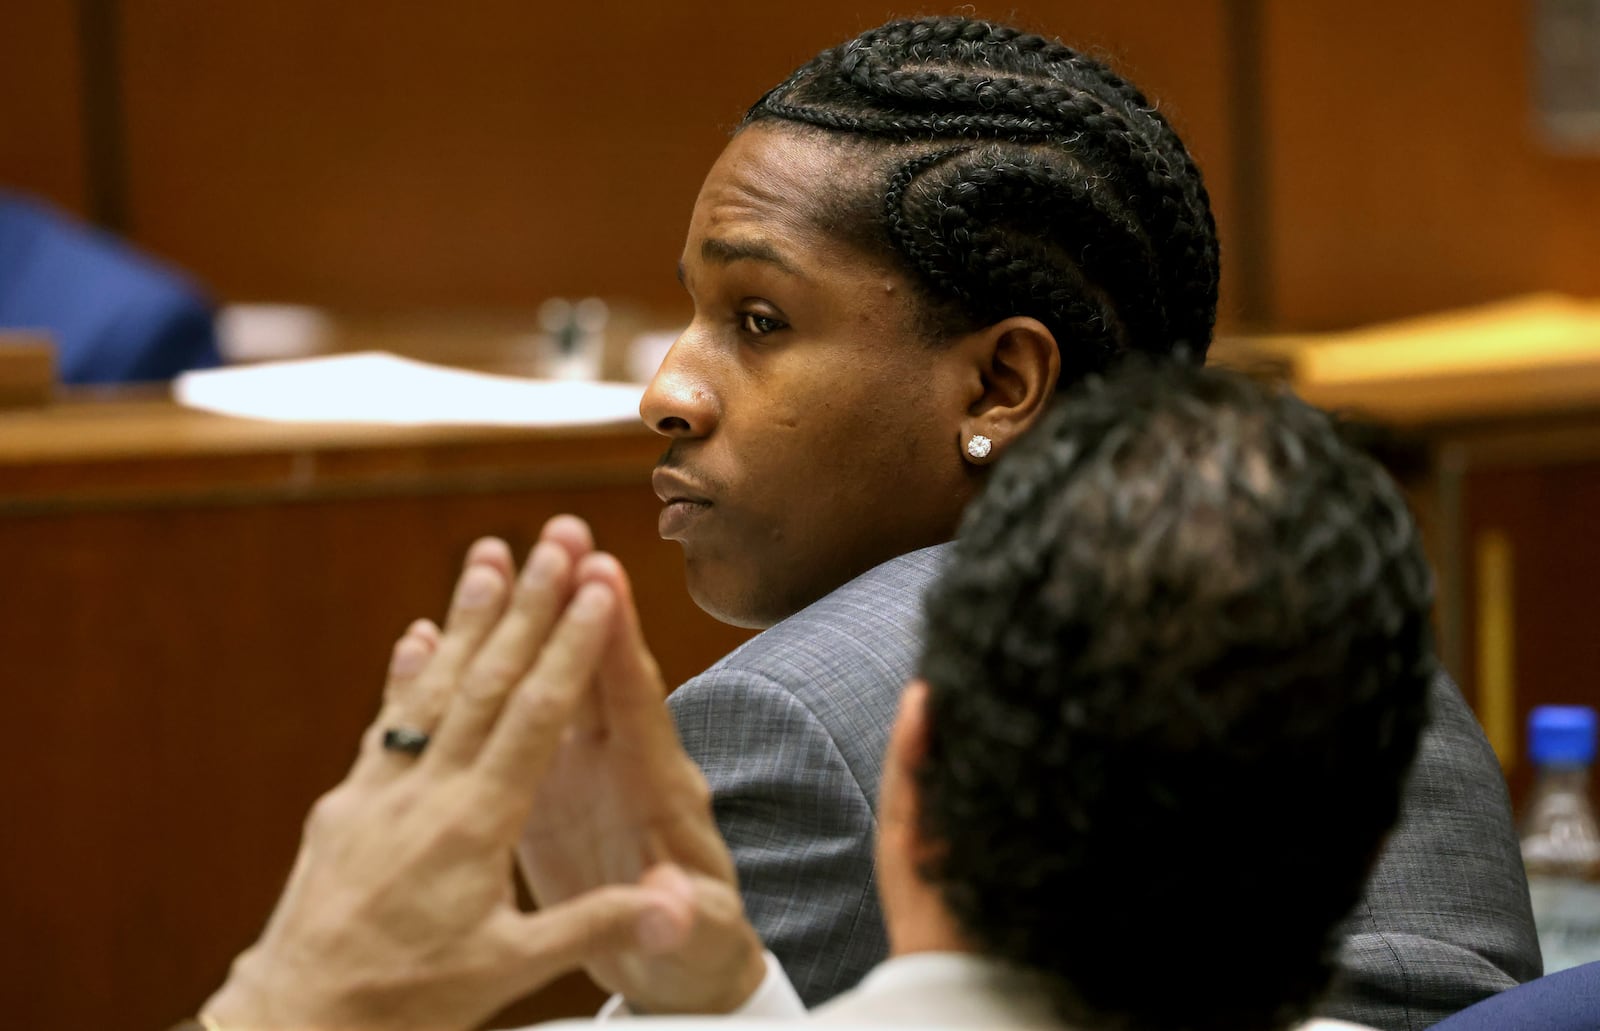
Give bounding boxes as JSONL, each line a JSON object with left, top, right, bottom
{"left": 173, "top": 352, "right": 645, "bottom": 427}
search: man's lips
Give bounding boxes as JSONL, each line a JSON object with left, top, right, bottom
{"left": 652, "top": 467, "right": 713, "bottom": 540}
{"left": 651, "top": 468, "right": 713, "bottom": 507}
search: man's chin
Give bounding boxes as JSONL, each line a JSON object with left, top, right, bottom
{"left": 683, "top": 560, "right": 780, "bottom": 631}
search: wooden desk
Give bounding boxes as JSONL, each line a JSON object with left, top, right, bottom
{"left": 0, "top": 395, "right": 753, "bottom": 1031}
{"left": 1215, "top": 294, "right": 1600, "bottom": 427}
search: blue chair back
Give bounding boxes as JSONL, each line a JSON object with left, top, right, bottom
{"left": 1430, "top": 960, "right": 1600, "bottom": 1030}
{"left": 0, "top": 191, "right": 221, "bottom": 384}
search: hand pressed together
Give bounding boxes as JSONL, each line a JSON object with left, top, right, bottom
{"left": 516, "top": 520, "right": 766, "bottom": 1016}
{"left": 201, "top": 517, "right": 765, "bottom": 1031}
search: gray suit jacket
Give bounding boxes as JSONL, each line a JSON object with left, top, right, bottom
{"left": 669, "top": 543, "right": 1541, "bottom": 1028}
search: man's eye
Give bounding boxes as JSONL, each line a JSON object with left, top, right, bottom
{"left": 739, "top": 312, "right": 786, "bottom": 336}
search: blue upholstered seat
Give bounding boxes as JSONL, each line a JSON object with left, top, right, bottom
{"left": 0, "top": 191, "right": 221, "bottom": 384}
{"left": 1430, "top": 959, "right": 1600, "bottom": 1031}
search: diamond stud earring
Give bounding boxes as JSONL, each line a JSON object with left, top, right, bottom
{"left": 966, "top": 434, "right": 993, "bottom": 460}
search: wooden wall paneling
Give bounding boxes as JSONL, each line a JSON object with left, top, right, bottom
{"left": 0, "top": 2, "right": 90, "bottom": 214}
{"left": 77, "top": 0, "right": 131, "bottom": 232}
{"left": 115, "top": 0, "right": 852, "bottom": 311}
{"left": 0, "top": 462, "right": 752, "bottom": 1030}
{"left": 1457, "top": 447, "right": 1600, "bottom": 808}
{"left": 113, "top": 2, "right": 1235, "bottom": 323}
{"left": 1262, "top": 0, "right": 1600, "bottom": 331}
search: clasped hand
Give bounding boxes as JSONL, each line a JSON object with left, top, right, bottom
{"left": 203, "top": 517, "right": 765, "bottom": 1031}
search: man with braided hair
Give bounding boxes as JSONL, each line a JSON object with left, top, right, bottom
{"left": 559, "top": 14, "right": 1539, "bottom": 1029}
{"left": 556, "top": 15, "right": 1540, "bottom": 1027}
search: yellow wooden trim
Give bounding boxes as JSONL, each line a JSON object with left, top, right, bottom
{"left": 1474, "top": 530, "right": 1517, "bottom": 768}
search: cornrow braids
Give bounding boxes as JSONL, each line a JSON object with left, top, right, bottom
{"left": 744, "top": 16, "right": 1220, "bottom": 384}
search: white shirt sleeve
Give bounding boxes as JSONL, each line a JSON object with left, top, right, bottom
{"left": 594, "top": 951, "right": 807, "bottom": 1021}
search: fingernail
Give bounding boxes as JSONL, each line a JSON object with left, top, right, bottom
{"left": 391, "top": 638, "right": 428, "bottom": 677}
{"left": 466, "top": 537, "right": 508, "bottom": 567}
{"left": 573, "top": 583, "right": 611, "bottom": 618}
{"left": 456, "top": 567, "right": 501, "bottom": 609}
{"left": 522, "top": 542, "right": 562, "bottom": 586}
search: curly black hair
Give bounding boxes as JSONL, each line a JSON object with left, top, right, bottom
{"left": 916, "top": 363, "right": 1435, "bottom": 1031}
{"left": 742, "top": 16, "right": 1220, "bottom": 385}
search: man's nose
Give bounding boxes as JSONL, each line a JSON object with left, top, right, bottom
{"left": 639, "top": 331, "right": 719, "bottom": 439}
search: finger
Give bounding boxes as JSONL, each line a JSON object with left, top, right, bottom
{"left": 539, "top": 514, "right": 595, "bottom": 566}
{"left": 404, "top": 543, "right": 515, "bottom": 731}
{"left": 634, "top": 863, "right": 697, "bottom": 953}
{"left": 428, "top": 541, "right": 574, "bottom": 767}
{"left": 382, "top": 622, "right": 439, "bottom": 715}
{"left": 349, "top": 622, "right": 441, "bottom": 783}
{"left": 575, "top": 555, "right": 734, "bottom": 880}
{"left": 407, "top": 617, "right": 441, "bottom": 650}
{"left": 477, "top": 582, "right": 614, "bottom": 794}
{"left": 466, "top": 536, "right": 516, "bottom": 582}
{"left": 576, "top": 553, "right": 676, "bottom": 748}
{"left": 494, "top": 881, "right": 693, "bottom": 994}
{"left": 382, "top": 619, "right": 439, "bottom": 709}
{"left": 566, "top": 552, "right": 619, "bottom": 741}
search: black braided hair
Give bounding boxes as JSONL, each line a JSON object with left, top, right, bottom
{"left": 916, "top": 362, "right": 1434, "bottom": 1031}
{"left": 743, "top": 17, "right": 1220, "bottom": 385}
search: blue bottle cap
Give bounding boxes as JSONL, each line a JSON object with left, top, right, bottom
{"left": 1529, "top": 705, "right": 1598, "bottom": 765}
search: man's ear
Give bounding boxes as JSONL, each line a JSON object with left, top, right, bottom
{"left": 882, "top": 680, "right": 934, "bottom": 834}
{"left": 952, "top": 317, "right": 1060, "bottom": 465}
{"left": 891, "top": 680, "right": 932, "bottom": 768}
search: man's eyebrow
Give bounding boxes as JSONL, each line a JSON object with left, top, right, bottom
{"left": 699, "top": 237, "right": 804, "bottom": 277}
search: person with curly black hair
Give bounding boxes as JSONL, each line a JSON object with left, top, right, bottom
{"left": 197, "top": 364, "right": 1426, "bottom": 1031}
{"left": 908, "top": 361, "right": 1436, "bottom": 1031}
{"left": 610, "top": 14, "right": 1535, "bottom": 1028}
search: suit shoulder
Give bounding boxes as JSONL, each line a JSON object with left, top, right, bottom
{"left": 690, "top": 542, "right": 950, "bottom": 698}
{"left": 669, "top": 543, "right": 952, "bottom": 804}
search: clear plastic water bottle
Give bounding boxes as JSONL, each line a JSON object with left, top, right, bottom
{"left": 1521, "top": 705, "right": 1600, "bottom": 973}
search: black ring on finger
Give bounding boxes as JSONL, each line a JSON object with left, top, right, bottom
{"left": 381, "top": 726, "right": 431, "bottom": 757}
